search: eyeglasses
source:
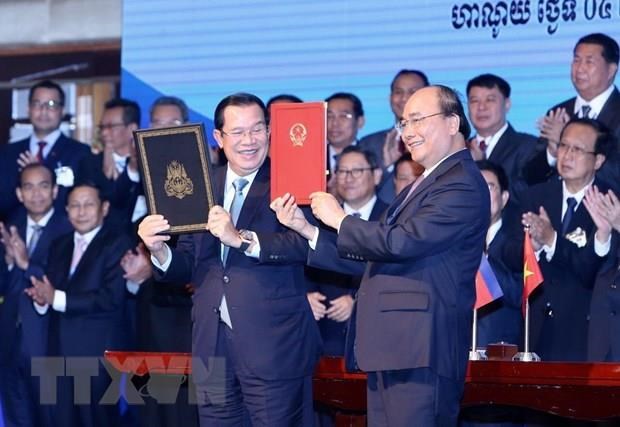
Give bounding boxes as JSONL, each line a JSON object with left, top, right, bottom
{"left": 220, "top": 125, "right": 269, "bottom": 141}
{"left": 395, "top": 112, "right": 445, "bottom": 134}
{"left": 98, "top": 123, "right": 126, "bottom": 132}
{"left": 30, "top": 99, "right": 63, "bottom": 111}
{"left": 335, "top": 167, "right": 373, "bottom": 179}
{"left": 557, "top": 142, "right": 596, "bottom": 156}
{"left": 327, "top": 112, "right": 354, "bottom": 122}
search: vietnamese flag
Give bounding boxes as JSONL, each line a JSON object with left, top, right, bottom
{"left": 523, "top": 230, "right": 544, "bottom": 315}
{"left": 475, "top": 255, "right": 503, "bottom": 310}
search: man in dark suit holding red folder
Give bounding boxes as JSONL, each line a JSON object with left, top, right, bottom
{"left": 138, "top": 93, "right": 320, "bottom": 427}
{"left": 272, "top": 85, "right": 489, "bottom": 426}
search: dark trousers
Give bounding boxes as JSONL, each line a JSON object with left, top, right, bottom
{"left": 367, "top": 367, "right": 463, "bottom": 427}
{"left": 194, "top": 321, "right": 313, "bottom": 427}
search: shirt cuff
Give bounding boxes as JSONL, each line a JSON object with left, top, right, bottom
{"left": 594, "top": 233, "right": 611, "bottom": 257}
{"left": 151, "top": 244, "right": 172, "bottom": 272}
{"left": 308, "top": 227, "right": 320, "bottom": 250}
{"left": 542, "top": 232, "right": 558, "bottom": 262}
{"left": 126, "top": 165, "right": 141, "bottom": 183}
{"left": 52, "top": 290, "right": 67, "bottom": 313}
{"left": 34, "top": 301, "right": 49, "bottom": 315}
{"left": 546, "top": 149, "right": 557, "bottom": 167}
{"left": 245, "top": 231, "right": 260, "bottom": 259}
{"left": 126, "top": 280, "right": 141, "bottom": 295}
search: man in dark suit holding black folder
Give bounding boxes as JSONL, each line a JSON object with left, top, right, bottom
{"left": 272, "top": 85, "right": 489, "bottom": 426}
{"left": 138, "top": 93, "right": 320, "bottom": 427}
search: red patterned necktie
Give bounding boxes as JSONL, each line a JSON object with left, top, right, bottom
{"left": 36, "top": 141, "right": 47, "bottom": 163}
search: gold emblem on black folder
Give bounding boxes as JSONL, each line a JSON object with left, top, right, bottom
{"left": 164, "top": 160, "right": 194, "bottom": 199}
{"left": 289, "top": 123, "right": 307, "bottom": 147}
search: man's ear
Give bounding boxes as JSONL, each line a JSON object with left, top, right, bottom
{"left": 16, "top": 187, "right": 23, "bottom": 204}
{"left": 213, "top": 129, "right": 225, "bottom": 149}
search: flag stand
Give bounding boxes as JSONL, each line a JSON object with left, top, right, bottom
{"left": 513, "top": 300, "right": 540, "bottom": 362}
{"left": 469, "top": 309, "right": 487, "bottom": 360}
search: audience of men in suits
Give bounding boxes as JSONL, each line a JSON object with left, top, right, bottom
{"left": 0, "top": 80, "right": 90, "bottom": 219}
{"left": 2, "top": 31, "right": 620, "bottom": 426}
{"left": 521, "top": 118, "right": 614, "bottom": 361}
{"left": 25, "top": 183, "right": 132, "bottom": 427}
{"left": 0, "top": 164, "right": 72, "bottom": 427}
{"left": 525, "top": 32, "right": 620, "bottom": 192}
{"left": 360, "top": 69, "right": 429, "bottom": 203}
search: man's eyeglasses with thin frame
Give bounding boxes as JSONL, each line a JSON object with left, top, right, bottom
{"left": 30, "top": 100, "right": 63, "bottom": 111}
{"left": 395, "top": 112, "right": 445, "bottom": 135}
{"left": 220, "top": 125, "right": 269, "bottom": 141}
{"left": 557, "top": 142, "right": 597, "bottom": 157}
{"left": 335, "top": 167, "right": 374, "bottom": 179}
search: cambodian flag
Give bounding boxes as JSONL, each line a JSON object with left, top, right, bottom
{"left": 475, "top": 255, "right": 503, "bottom": 309}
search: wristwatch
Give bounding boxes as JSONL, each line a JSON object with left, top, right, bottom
{"left": 237, "top": 229, "right": 254, "bottom": 252}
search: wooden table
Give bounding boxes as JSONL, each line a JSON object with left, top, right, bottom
{"left": 105, "top": 352, "right": 620, "bottom": 424}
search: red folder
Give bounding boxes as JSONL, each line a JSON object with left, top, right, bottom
{"left": 270, "top": 102, "right": 326, "bottom": 204}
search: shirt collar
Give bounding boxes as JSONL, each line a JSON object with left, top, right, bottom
{"left": 561, "top": 178, "right": 594, "bottom": 208}
{"left": 74, "top": 225, "right": 102, "bottom": 247}
{"left": 575, "top": 84, "right": 615, "bottom": 118}
{"left": 422, "top": 148, "right": 468, "bottom": 178}
{"left": 27, "top": 208, "right": 55, "bottom": 229}
{"left": 225, "top": 164, "right": 259, "bottom": 195}
{"left": 475, "top": 122, "right": 508, "bottom": 156}
{"left": 343, "top": 195, "right": 377, "bottom": 220}
{"left": 486, "top": 218, "right": 502, "bottom": 248}
{"left": 29, "top": 129, "right": 62, "bottom": 154}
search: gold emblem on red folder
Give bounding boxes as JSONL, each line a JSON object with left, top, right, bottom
{"left": 164, "top": 160, "right": 194, "bottom": 199}
{"left": 289, "top": 123, "right": 307, "bottom": 147}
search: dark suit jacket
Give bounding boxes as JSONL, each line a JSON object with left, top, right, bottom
{"left": 156, "top": 159, "right": 321, "bottom": 381}
{"left": 587, "top": 239, "right": 620, "bottom": 361}
{"left": 45, "top": 226, "right": 131, "bottom": 358}
{"left": 305, "top": 199, "right": 388, "bottom": 356}
{"left": 486, "top": 124, "right": 537, "bottom": 203}
{"left": 76, "top": 152, "right": 141, "bottom": 234}
{"left": 310, "top": 149, "right": 489, "bottom": 382}
{"left": 523, "top": 87, "right": 620, "bottom": 192}
{"left": 0, "top": 210, "right": 72, "bottom": 365}
{"left": 476, "top": 225, "right": 523, "bottom": 348}
{"left": 0, "top": 134, "right": 90, "bottom": 219}
{"left": 523, "top": 179, "right": 608, "bottom": 361}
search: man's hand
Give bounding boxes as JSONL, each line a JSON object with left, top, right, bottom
{"left": 522, "top": 207, "right": 555, "bottom": 249}
{"left": 25, "top": 275, "right": 55, "bottom": 306}
{"left": 537, "top": 107, "right": 570, "bottom": 157}
{"left": 584, "top": 186, "right": 613, "bottom": 243}
{"left": 307, "top": 292, "right": 327, "bottom": 321}
{"left": 207, "top": 206, "right": 240, "bottom": 248}
{"left": 17, "top": 151, "right": 39, "bottom": 169}
{"left": 8, "top": 226, "right": 29, "bottom": 270}
{"left": 0, "top": 222, "right": 16, "bottom": 265}
{"left": 467, "top": 139, "right": 485, "bottom": 161}
{"left": 309, "top": 192, "right": 347, "bottom": 230}
{"left": 326, "top": 294, "right": 354, "bottom": 322}
{"left": 382, "top": 128, "right": 402, "bottom": 168}
{"left": 137, "top": 215, "right": 171, "bottom": 264}
{"left": 127, "top": 140, "right": 139, "bottom": 175}
{"left": 270, "top": 193, "right": 316, "bottom": 240}
{"left": 121, "top": 243, "right": 153, "bottom": 284}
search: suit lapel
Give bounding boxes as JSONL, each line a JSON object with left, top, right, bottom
{"left": 598, "top": 87, "right": 620, "bottom": 131}
{"left": 69, "top": 228, "right": 105, "bottom": 285}
{"left": 235, "top": 160, "right": 270, "bottom": 230}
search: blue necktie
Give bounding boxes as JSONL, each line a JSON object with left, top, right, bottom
{"left": 581, "top": 105, "right": 592, "bottom": 119}
{"left": 27, "top": 224, "right": 43, "bottom": 256}
{"left": 219, "top": 177, "right": 249, "bottom": 329}
{"left": 561, "top": 197, "right": 577, "bottom": 236}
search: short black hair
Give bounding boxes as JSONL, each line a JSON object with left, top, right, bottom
{"left": 325, "top": 92, "right": 364, "bottom": 118}
{"left": 66, "top": 182, "right": 107, "bottom": 204}
{"left": 266, "top": 94, "right": 303, "bottom": 110}
{"left": 560, "top": 117, "right": 616, "bottom": 158}
{"left": 337, "top": 146, "right": 380, "bottom": 170}
{"left": 150, "top": 96, "right": 189, "bottom": 123}
{"left": 435, "top": 85, "right": 471, "bottom": 140}
{"left": 214, "top": 92, "right": 267, "bottom": 131}
{"left": 18, "top": 163, "right": 57, "bottom": 187}
{"left": 576, "top": 33, "right": 619, "bottom": 65}
{"left": 466, "top": 74, "right": 511, "bottom": 98}
{"left": 29, "top": 80, "right": 65, "bottom": 106}
{"left": 104, "top": 98, "right": 141, "bottom": 126}
{"left": 394, "top": 152, "right": 413, "bottom": 171}
{"left": 390, "top": 69, "right": 430, "bottom": 92}
{"left": 476, "top": 160, "right": 509, "bottom": 193}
